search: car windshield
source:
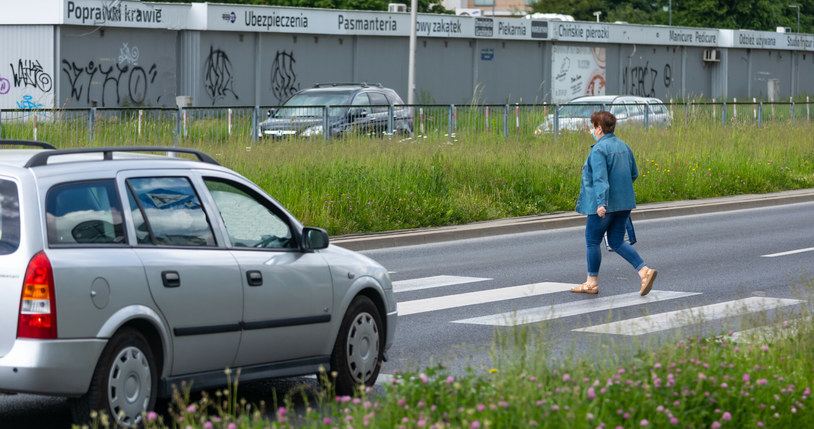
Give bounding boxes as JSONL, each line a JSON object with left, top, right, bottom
{"left": 275, "top": 91, "right": 353, "bottom": 118}
{"left": 558, "top": 102, "right": 604, "bottom": 118}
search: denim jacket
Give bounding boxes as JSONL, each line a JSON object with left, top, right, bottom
{"left": 575, "top": 133, "right": 638, "bottom": 215}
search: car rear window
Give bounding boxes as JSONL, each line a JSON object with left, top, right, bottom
{"left": 0, "top": 179, "right": 20, "bottom": 255}
{"left": 46, "top": 180, "right": 126, "bottom": 245}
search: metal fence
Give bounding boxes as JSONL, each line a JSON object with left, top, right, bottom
{"left": 1, "top": 99, "right": 811, "bottom": 145}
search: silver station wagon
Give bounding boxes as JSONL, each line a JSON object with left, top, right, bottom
{"left": 0, "top": 141, "right": 397, "bottom": 426}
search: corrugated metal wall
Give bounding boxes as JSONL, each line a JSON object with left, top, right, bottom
{"left": 0, "top": 25, "right": 54, "bottom": 110}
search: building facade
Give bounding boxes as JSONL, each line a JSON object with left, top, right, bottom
{"left": 1, "top": 0, "right": 813, "bottom": 110}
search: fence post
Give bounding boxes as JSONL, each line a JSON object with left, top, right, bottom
{"left": 643, "top": 103, "right": 649, "bottom": 129}
{"left": 419, "top": 107, "right": 424, "bottom": 135}
{"left": 447, "top": 104, "right": 452, "bottom": 138}
{"left": 0, "top": 108, "right": 3, "bottom": 138}
{"left": 553, "top": 103, "right": 559, "bottom": 136}
{"left": 503, "top": 104, "right": 509, "bottom": 138}
{"left": 252, "top": 106, "right": 259, "bottom": 143}
{"left": 174, "top": 106, "right": 181, "bottom": 147}
{"left": 808, "top": 96, "right": 810, "bottom": 121}
{"left": 790, "top": 97, "right": 795, "bottom": 121}
{"left": 485, "top": 106, "right": 489, "bottom": 133}
{"left": 721, "top": 101, "right": 726, "bottom": 124}
{"left": 33, "top": 113, "right": 38, "bottom": 141}
{"left": 453, "top": 104, "right": 458, "bottom": 135}
{"left": 712, "top": 98, "right": 716, "bottom": 120}
{"left": 182, "top": 108, "right": 189, "bottom": 138}
{"left": 387, "top": 104, "right": 394, "bottom": 138}
{"left": 752, "top": 98, "right": 756, "bottom": 121}
{"left": 515, "top": 104, "right": 520, "bottom": 135}
{"left": 758, "top": 102, "right": 763, "bottom": 127}
{"left": 733, "top": 98, "right": 737, "bottom": 121}
{"left": 89, "top": 107, "right": 96, "bottom": 142}
{"left": 138, "top": 109, "right": 143, "bottom": 137}
{"left": 227, "top": 108, "right": 232, "bottom": 137}
{"left": 323, "top": 105, "right": 330, "bottom": 140}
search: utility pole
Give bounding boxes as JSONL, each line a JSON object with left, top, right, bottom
{"left": 788, "top": 4, "right": 800, "bottom": 33}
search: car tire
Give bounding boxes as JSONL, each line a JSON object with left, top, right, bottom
{"left": 71, "top": 328, "right": 158, "bottom": 427}
{"left": 330, "top": 295, "right": 383, "bottom": 395}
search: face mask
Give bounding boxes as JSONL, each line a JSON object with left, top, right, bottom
{"left": 592, "top": 127, "right": 600, "bottom": 141}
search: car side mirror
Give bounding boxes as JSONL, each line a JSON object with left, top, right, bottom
{"left": 302, "top": 227, "right": 329, "bottom": 250}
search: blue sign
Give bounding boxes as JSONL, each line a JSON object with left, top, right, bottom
{"left": 481, "top": 48, "right": 494, "bottom": 61}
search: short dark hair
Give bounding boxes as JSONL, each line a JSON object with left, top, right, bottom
{"left": 590, "top": 111, "right": 616, "bottom": 134}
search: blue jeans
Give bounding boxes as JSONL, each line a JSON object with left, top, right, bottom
{"left": 585, "top": 210, "right": 645, "bottom": 276}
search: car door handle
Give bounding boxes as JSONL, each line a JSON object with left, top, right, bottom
{"left": 246, "top": 270, "right": 263, "bottom": 287}
{"left": 162, "top": 271, "right": 180, "bottom": 288}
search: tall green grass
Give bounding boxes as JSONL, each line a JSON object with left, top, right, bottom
{"left": 7, "top": 117, "right": 814, "bottom": 235}
{"left": 204, "top": 122, "right": 814, "bottom": 235}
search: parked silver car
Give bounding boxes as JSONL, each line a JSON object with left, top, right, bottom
{"left": 534, "top": 95, "right": 672, "bottom": 135}
{"left": 0, "top": 141, "right": 397, "bottom": 426}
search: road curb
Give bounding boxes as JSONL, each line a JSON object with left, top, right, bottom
{"left": 332, "top": 188, "right": 814, "bottom": 251}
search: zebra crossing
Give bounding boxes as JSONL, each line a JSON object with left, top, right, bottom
{"left": 393, "top": 275, "right": 805, "bottom": 336}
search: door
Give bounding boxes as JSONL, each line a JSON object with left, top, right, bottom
{"left": 202, "top": 177, "right": 333, "bottom": 367}
{"left": 124, "top": 175, "right": 243, "bottom": 375}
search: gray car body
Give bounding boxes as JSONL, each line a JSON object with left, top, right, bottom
{"left": 0, "top": 149, "right": 397, "bottom": 397}
{"left": 535, "top": 95, "right": 672, "bottom": 134}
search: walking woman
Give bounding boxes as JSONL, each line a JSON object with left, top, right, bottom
{"left": 572, "top": 110, "right": 657, "bottom": 295}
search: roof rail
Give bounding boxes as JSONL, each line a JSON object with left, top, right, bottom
{"left": 312, "top": 82, "right": 383, "bottom": 88}
{"left": 24, "top": 146, "right": 220, "bottom": 168}
{"left": 0, "top": 140, "right": 56, "bottom": 150}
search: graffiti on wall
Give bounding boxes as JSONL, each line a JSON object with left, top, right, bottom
{"left": 62, "top": 59, "right": 159, "bottom": 106}
{"left": 623, "top": 62, "right": 673, "bottom": 97}
{"left": 203, "top": 46, "right": 238, "bottom": 104}
{"left": 271, "top": 50, "right": 299, "bottom": 103}
{"left": 10, "top": 59, "right": 53, "bottom": 93}
{"left": 0, "top": 77, "right": 9, "bottom": 95}
{"left": 17, "top": 95, "right": 42, "bottom": 110}
{"left": 118, "top": 43, "right": 140, "bottom": 66}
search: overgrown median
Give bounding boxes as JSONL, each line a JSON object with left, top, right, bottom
{"left": 192, "top": 121, "right": 814, "bottom": 236}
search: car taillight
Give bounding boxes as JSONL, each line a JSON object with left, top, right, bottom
{"left": 18, "top": 252, "right": 57, "bottom": 339}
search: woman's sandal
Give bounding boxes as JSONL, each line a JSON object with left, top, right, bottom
{"left": 640, "top": 269, "right": 658, "bottom": 296}
{"left": 571, "top": 282, "right": 598, "bottom": 294}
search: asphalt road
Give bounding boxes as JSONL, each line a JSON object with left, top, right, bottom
{"left": 368, "top": 200, "right": 814, "bottom": 377}
{"left": 2, "top": 198, "right": 812, "bottom": 428}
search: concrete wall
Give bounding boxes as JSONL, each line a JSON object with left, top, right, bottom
{"left": 6, "top": 3, "right": 814, "bottom": 109}
{"left": 46, "top": 28, "right": 814, "bottom": 109}
{"left": 58, "top": 26, "right": 177, "bottom": 107}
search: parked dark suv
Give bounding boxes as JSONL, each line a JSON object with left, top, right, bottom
{"left": 258, "top": 83, "right": 413, "bottom": 139}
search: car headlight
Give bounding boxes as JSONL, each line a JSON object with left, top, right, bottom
{"left": 301, "top": 125, "right": 323, "bottom": 137}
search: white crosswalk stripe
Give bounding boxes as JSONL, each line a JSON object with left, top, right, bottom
{"left": 573, "top": 297, "right": 804, "bottom": 336}
{"left": 398, "top": 282, "right": 575, "bottom": 316}
{"left": 393, "top": 275, "right": 491, "bottom": 293}
{"left": 451, "top": 290, "right": 700, "bottom": 326}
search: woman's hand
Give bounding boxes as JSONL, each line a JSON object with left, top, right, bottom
{"left": 597, "top": 206, "right": 607, "bottom": 218}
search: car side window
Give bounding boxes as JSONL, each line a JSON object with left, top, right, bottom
{"left": 351, "top": 93, "right": 372, "bottom": 115}
{"left": 627, "top": 102, "right": 645, "bottom": 116}
{"left": 610, "top": 104, "right": 628, "bottom": 119}
{"left": 650, "top": 102, "right": 666, "bottom": 114}
{"left": 46, "top": 180, "right": 126, "bottom": 245}
{"left": 0, "top": 179, "right": 20, "bottom": 254}
{"left": 368, "top": 92, "right": 389, "bottom": 113}
{"left": 204, "top": 178, "right": 295, "bottom": 249}
{"left": 126, "top": 177, "right": 216, "bottom": 247}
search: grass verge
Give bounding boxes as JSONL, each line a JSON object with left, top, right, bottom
{"left": 77, "top": 280, "right": 814, "bottom": 429}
